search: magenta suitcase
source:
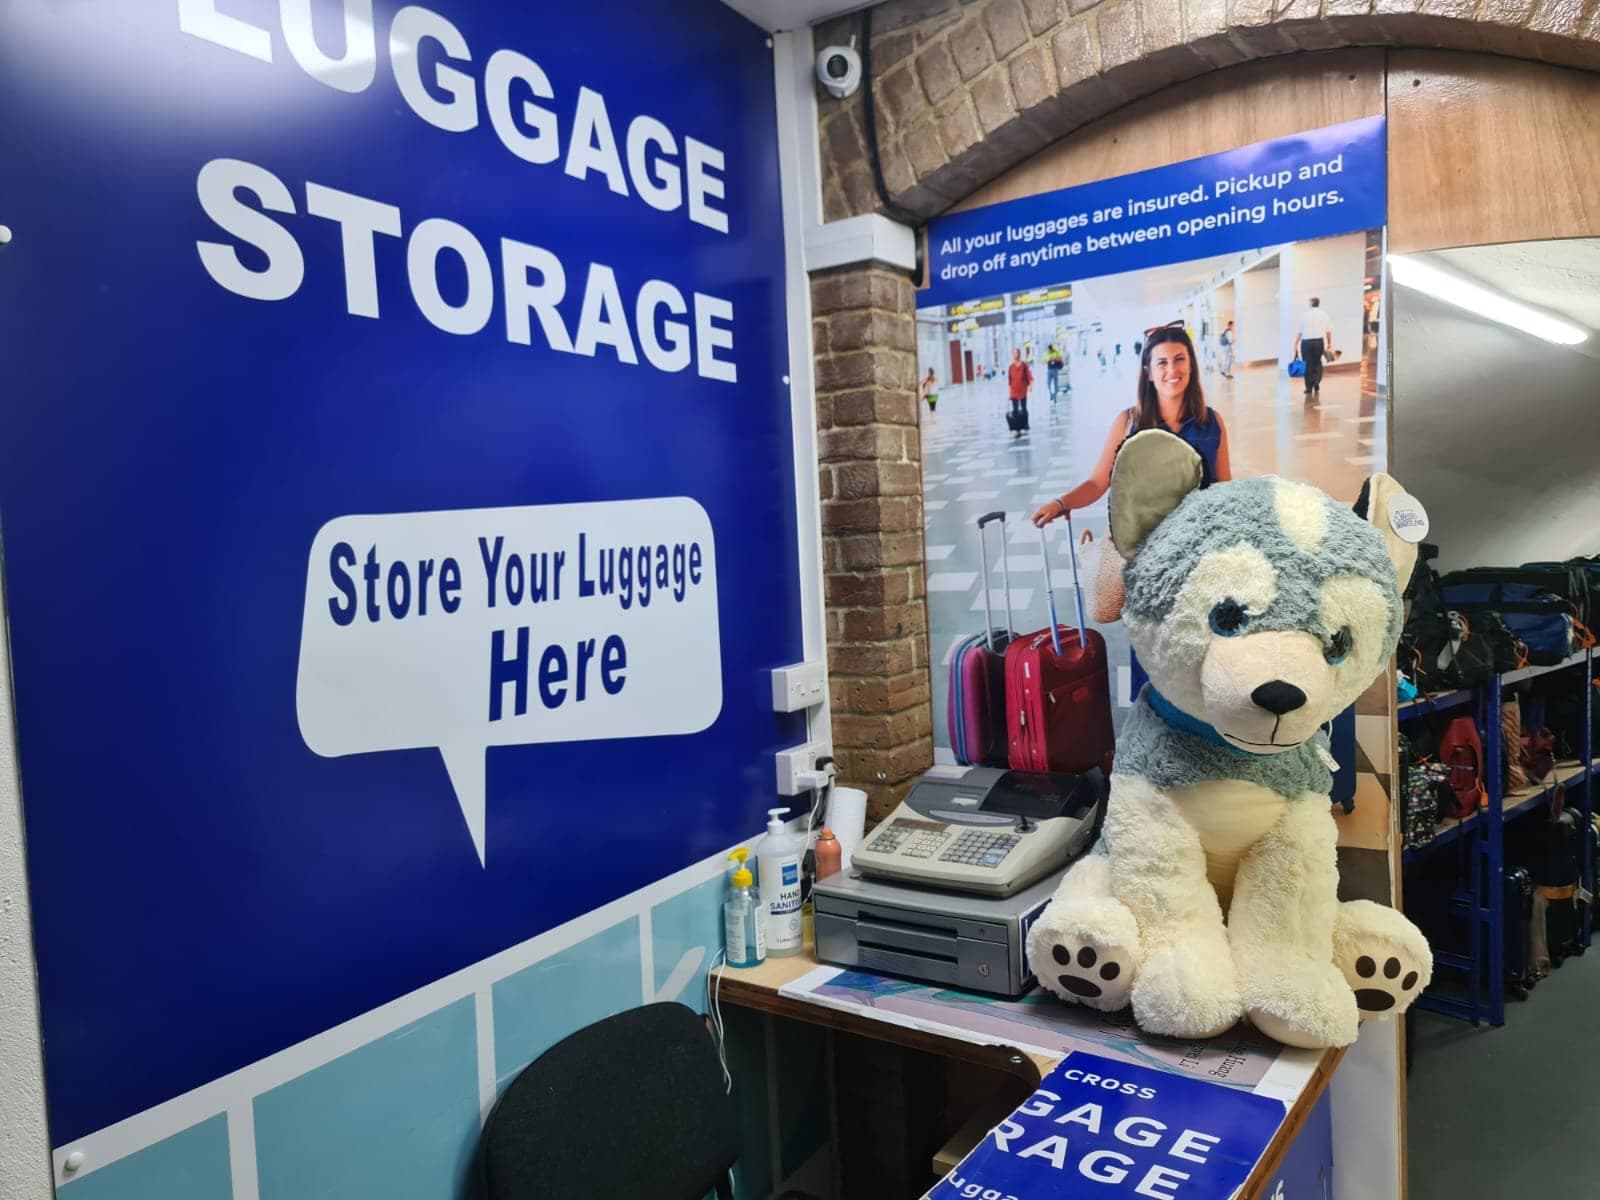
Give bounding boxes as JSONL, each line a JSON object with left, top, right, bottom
{"left": 946, "top": 512, "right": 1014, "bottom": 766}
{"left": 1005, "top": 514, "right": 1115, "bottom": 776}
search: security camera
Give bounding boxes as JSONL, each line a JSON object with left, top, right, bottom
{"left": 816, "top": 40, "right": 862, "bottom": 100}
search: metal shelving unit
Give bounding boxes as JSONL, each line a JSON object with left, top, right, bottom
{"left": 1401, "top": 649, "right": 1594, "bottom": 1027}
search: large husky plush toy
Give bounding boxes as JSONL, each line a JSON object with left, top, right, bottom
{"left": 1026, "top": 430, "right": 1432, "bottom": 1048}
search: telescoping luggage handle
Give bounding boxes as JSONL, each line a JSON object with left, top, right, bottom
{"left": 975, "top": 511, "right": 1014, "bottom": 652}
{"left": 1037, "top": 511, "right": 1089, "bottom": 657}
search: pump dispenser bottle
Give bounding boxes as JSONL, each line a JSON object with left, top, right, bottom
{"left": 757, "top": 807, "right": 804, "bottom": 956}
{"left": 723, "top": 865, "right": 765, "bottom": 967}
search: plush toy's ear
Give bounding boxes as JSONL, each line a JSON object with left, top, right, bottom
{"left": 1109, "top": 430, "right": 1204, "bottom": 560}
{"left": 1353, "top": 473, "right": 1424, "bottom": 586}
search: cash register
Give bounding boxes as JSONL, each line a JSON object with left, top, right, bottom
{"left": 813, "top": 765, "right": 1104, "bottom": 997}
{"left": 849, "top": 765, "right": 1102, "bottom": 897}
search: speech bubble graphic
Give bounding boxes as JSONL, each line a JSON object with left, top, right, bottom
{"left": 296, "top": 498, "right": 721, "bottom": 864}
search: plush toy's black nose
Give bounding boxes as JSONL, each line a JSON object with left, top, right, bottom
{"left": 1251, "top": 680, "right": 1307, "bottom": 715}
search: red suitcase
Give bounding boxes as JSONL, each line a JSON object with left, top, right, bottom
{"left": 946, "top": 512, "right": 1014, "bottom": 766}
{"left": 1006, "top": 513, "right": 1115, "bottom": 775}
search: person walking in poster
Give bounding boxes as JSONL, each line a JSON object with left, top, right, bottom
{"left": 1294, "top": 296, "right": 1334, "bottom": 399}
{"left": 1007, "top": 348, "right": 1033, "bottom": 438}
{"left": 1220, "top": 319, "right": 1235, "bottom": 378}
{"left": 919, "top": 367, "right": 939, "bottom": 422}
{"left": 1045, "top": 343, "right": 1064, "bottom": 400}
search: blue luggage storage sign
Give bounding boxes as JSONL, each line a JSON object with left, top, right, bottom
{"left": 0, "top": 0, "right": 804, "bottom": 1148}
{"left": 928, "top": 1052, "right": 1286, "bottom": 1200}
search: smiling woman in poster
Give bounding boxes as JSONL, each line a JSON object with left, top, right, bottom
{"left": 1032, "top": 326, "right": 1230, "bottom": 620}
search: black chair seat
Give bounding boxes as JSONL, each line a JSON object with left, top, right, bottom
{"left": 479, "top": 1002, "right": 739, "bottom": 1200}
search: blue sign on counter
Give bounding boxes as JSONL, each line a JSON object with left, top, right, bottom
{"left": 0, "top": 0, "right": 801, "bottom": 1143}
{"left": 929, "top": 1052, "right": 1286, "bottom": 1199}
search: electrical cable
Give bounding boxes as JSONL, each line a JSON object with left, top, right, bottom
{"left": 806, "top": 756, "right": 838, "bottom": 843}
{"left": 706, "top": 946, "right": 732, "bottom": 1094}
{"left": 858, "top": 7, "right": 923, "bottom": 232}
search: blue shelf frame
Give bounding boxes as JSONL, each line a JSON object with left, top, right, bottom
{"left": 1401, "top": 649, "right": 1594, "bottom": 1027}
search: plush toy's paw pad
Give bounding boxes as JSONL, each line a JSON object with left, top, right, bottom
{"left": 1026, "top": 897, "right": 1140, "bottom": 1012}
{"left": 1333, "top": 900, "right": 1432, "bottom": 1018}
{"left": 1348, "top": 953, "right": 1423, "bottom": 1013}
{"left": 1043, "top": 939, "right": 1135, "bottom": 1007}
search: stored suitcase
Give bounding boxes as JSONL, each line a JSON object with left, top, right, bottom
{"left": 1537, "top": 810, "right": 1585, "bottom": 967}
{"left": 1505, "top": 865, "right": 1536, "bottom": 998}
{"left": 947, "top": 512, "right": 1014, "bottom": 766}
{"left": 1005, "top": 514, "right": 1115, "bottom": 776}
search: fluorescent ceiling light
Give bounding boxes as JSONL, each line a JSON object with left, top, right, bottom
{"left": 1389, "top": 254, "right": 1589, "bottom": 346}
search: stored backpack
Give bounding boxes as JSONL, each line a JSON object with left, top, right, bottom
{"left": 1400, "top": 732, "right": 1455, "bottom": 849}
{"left": 1400, "top": 545, "right": 1461, "bottom": 688}
{"left": 1436, "top": 714, "right": 1486, "bottom": 820}
{"left": 1520, "top": 727, "right": 1557, "bottom": 784}
{"left": 1414, "top": 611, "right": 1521, "bottom": 690}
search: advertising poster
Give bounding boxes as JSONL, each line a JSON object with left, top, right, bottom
{"left": 917, "top": 118, "right": 1387, "bottom": 752}
{"left": 0, "top": 0, "right": 799, "bottom": 1149}
{"left": 781, "top": 965, "right": 1321, "bottom": 1099}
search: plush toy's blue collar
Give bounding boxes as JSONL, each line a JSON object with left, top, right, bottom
{"left": 1144, "top": 686, "right": 1259, "bottom": 758}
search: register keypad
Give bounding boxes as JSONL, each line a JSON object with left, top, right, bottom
{"left": 865, "top": 821, "right": 917, "bottom": 855}
{"left": 939, "top": 830, "right": 1019, "bottom": 870}
{"left": 900, "top": 828, "right": 951, "bottom": 859}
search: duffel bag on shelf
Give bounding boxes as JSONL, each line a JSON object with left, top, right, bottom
{"left": 1522, "top": 557, "right": 1600, "bottom": 624}
{"left": 1456, "top": 564, "right": 1591, "bottom": 628}
{"left": 1438, "top": 576, "right": 1575, "bottom": 664}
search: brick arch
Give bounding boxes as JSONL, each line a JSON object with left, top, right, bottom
{"left": 815, "top": 0, "right": 1600, "bottom": 223}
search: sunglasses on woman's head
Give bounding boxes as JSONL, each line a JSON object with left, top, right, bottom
{"left": 1142, "top": 319, "right": 1185, "bottom": 337}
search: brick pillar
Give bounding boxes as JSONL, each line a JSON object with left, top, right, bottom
{"left": 811, "top": 264, "right": 933, "bottom": 825}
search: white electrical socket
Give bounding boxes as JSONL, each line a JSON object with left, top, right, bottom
{"left": 771, "top": 661, "right": 827, "bottom": 713}
{"left": 775, "top": 742, "right": 830, "bottom": 795}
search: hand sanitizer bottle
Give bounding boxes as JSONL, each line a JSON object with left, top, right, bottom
{"left": 758, "top": 808, "right": 804, "bottom": 957}
{"left": 723, "top": 865, "right": 765, "bottom": 967}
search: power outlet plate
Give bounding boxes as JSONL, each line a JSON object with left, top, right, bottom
{"left": 775, "top": 742, "right": 828, "bottom": 795}
{"left": 771, "top": 661, "right": 827, "bottom": 713}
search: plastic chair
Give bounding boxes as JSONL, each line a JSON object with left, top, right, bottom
{"left": 478, "top": 1002, "right": 740, "bottom": 1200}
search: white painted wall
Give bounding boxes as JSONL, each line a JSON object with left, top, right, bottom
{"left": 1235, "top": 262, "right": 1280, "bottom": 361}
{"left": 0, "top": 582, "right": 53, "bottom": 1200}
{"left": 1332, "top": 1021, "right": 1403, "bottom": 1200}
{"left": 1393, "top": 289, "right": 1600, "bottom": 571}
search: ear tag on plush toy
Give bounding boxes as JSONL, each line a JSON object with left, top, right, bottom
{"left": 1386, "top": 493, "right": 1429, "bottom": 543}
